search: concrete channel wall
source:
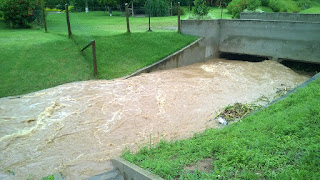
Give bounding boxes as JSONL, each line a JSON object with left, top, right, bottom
{"left": 179, "top": 20, "right": 221, "bottom": 59}
{"left": 240, "top": 12, "right": 320, "bottom": 22}
{"left": 126, "top": 37, "right": 209, "bottom": 78}
{"left": 111, "top": 158, "right": 163, "bottom": 180}
{"left": 181, "top": 19, "right": 320, "bottom": 64}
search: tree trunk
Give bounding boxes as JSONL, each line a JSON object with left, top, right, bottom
{"left": 132, "top": 1, "right": 134, "bottom": 17}
{"left": 108, "top": 6, "right": 112, "bottom": 16}
{"left": 190, "top": 0, "right": 193, "bottom": 11}
{"left": 85, "top": 0, "right": 89, "bottom": 13}
{"left": 170, "top": 0, "right": 172, "bottom": 16}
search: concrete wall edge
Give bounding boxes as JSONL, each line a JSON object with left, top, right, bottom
{"left": 111, "top": 158, "right": 163, "bottom": 180}
{"left": 124, "top": 37, "right": 204, "bottom": 79}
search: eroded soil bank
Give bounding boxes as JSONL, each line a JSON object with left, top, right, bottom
{"left": 0, "top": 59, "right": 310, "bottom": 179}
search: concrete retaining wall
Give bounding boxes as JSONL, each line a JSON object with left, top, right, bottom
{"left": 126, "top": 37, "right": 209, "bottom": 78}
{"left": 180, "top": 20, "right": 220, "bottom": 59}
{"left": 181, "top": 19, "right": 320, "bottom": 64}
{"left": 240, "top": 12, "right": 320, "bottom": 22}
{"left": 111, "top": 158, "right": 163, "bottom": 180}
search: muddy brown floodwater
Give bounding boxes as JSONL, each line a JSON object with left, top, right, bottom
{"left": 0, "top": 59, "right": 310, "bottom": 179}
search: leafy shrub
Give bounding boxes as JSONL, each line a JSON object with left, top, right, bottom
{"left": 0, "top": 11, "right": 4, "bottom": 20}
{"left": 0, "top": 0, "right": 5, "bottom": 19}
{"left": 227, "top": 0, "right": 247, "bottom": 18}
{"left": 247, "top": 0, "right": 261, "bottom": 10}
{"left": 45, "top": 7, "right": 62, "bottom": 12}
{"left": 193, "top": 0, "right": 210, "bottom": 17}
{"left": 172, "top": 4, "right": 186, "bottom": 16}
{"left": 68, "top": 5, "right": 74, "bottom": 12}
{"left": 294, "top": 0, "right": 313, "bottom": 10}
{"left": 144, "top": 0, "right": 169, "bottom": 17}
{"left": 2, "top": 0, "right": 41, "bottom": 28}
{"left": 268, "top": 0, "right": 301, "bottom": 12}
{"left": 44, "top": 0, "right": 65, "bottom": 7}
{"left": 227, "top": 0, "right": 260, "bottom": 18}
{"left": 55, "top": 3, "right": 64, "bottom": 10}
{"left": 260, "top": 0, "right": 269, "bottom": 6}
{"left": 75, "top": 0, "right": 105, "bottom": 12}
{"left": 44, "top": 6, "right": 72, "bottom": 12}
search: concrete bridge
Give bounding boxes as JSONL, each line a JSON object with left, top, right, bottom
{"left": 125, "top": 13, "right": 319, "bottom": 78}
{"left": 180, "top": 13, "right": 320, "bottom": 64}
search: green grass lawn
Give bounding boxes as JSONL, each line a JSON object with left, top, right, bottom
{"left": 122, "top": 76, "right": 320, "bottom": 179}
{"left": 208, "top": 7, "right": 233, "bottom": 19}
{"left": 182, "top": 7, "right": 232, "bottom": 19}
{"left": 0, "top": 12, "right": 197, "bottom": 97}
{"left": 300, "top": 6, "right": 320, "bottom": 13}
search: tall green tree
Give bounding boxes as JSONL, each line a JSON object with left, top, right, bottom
{"left": 97, "top": 0, "right": 118, "bottom": 16}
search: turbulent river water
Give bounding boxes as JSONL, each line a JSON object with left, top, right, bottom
{"left": 0, "top": 59, "right": 310, "bottom": 179}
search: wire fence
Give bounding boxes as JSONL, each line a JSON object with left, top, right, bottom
{"left": 29, "top": 3, "right": 183, "bottom": 77}
{"left": 39, "top": 3, "right": 182, "bottom": 36}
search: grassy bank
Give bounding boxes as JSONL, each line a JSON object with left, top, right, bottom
{"left": 0, "top": 12, "right": 197, "bottom": 97}
{"left": 300, "top": 6, "right": 320, "bottom": 13}
{"left": 122, "top": 76, "right": 320, "bottom": 179}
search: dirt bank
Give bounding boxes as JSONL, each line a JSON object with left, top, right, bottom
{"left": 0, "top": 59, "right": 310, "bottom": 179}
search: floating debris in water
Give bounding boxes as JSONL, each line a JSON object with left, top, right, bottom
{"left": 217, "top": 117, "right": 227, "bottom": 125}
{"left": 216, "top": 103, "right": 261, "bottom": 123}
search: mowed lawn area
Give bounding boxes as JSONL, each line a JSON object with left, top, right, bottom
{"left": 300, "top": 6, "right": 320, "bottom": 13}
{"left": 0, "top": 12, "right": 197, "bottom": 98}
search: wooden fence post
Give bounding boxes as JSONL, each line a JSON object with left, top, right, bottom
{"left": 125, "top": 3, "right": 130, "bottom": 33}
{"left": 178, "top": 2, "right": 181, "bottom": 33}
{"left": 148, "top": 0, "right": 152, "bottom": 31}
{"left": 220, "top": 0, "right": 224, "bottom": 19}
{"left": 92, "top": 40, "right": 98, "bottom": 78}
{"left": 42, "top": 3, "right": 47, "bottom": 32}
{"left": 65, "top": 4, "right": 72, "bottom": 38}
{"left": 81, "top": 41, "right": 98, "bottom": 78}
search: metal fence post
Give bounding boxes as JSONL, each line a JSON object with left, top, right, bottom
{"left": 178, "top": 2, "right": 181, "bottom": 33}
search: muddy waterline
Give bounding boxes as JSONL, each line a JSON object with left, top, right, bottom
{"left": 0, "top": 59, "right": 310, "bottom": 179}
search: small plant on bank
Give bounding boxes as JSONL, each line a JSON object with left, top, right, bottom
{"left": 2, "top": 0, "right": 42, "bottom": 28}
{"left": 42, "top": 175, "right": 54, "bottom": 180}
{"left": 193, "top": 0, "right": 210, "bottom": 18}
